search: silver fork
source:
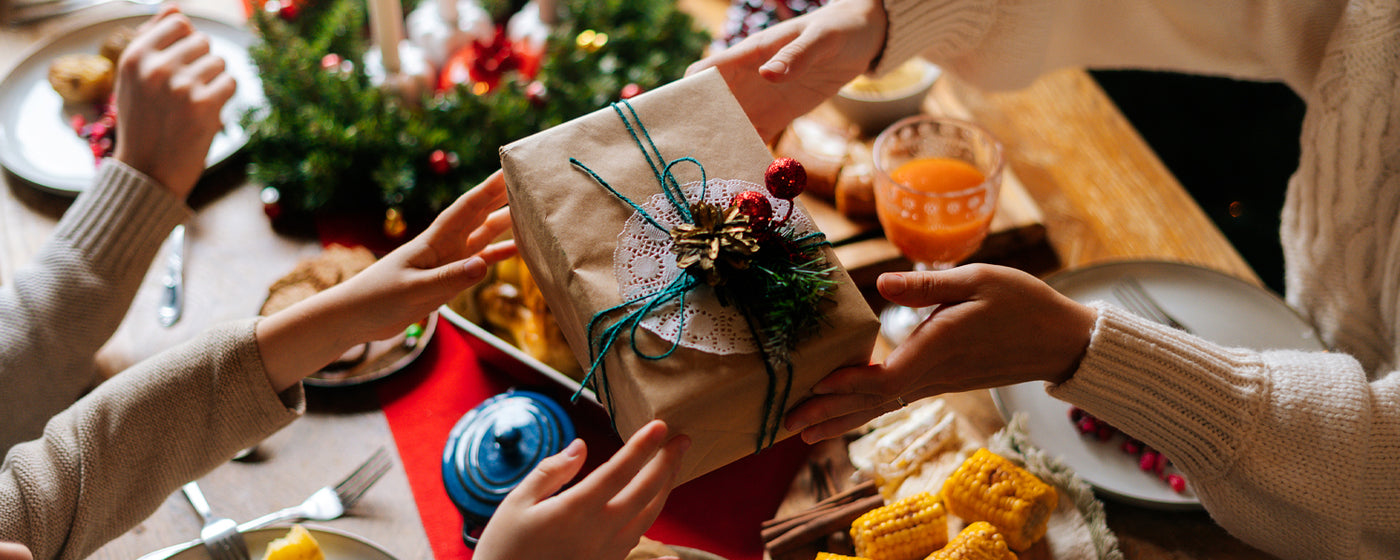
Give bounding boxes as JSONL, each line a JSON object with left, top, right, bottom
{"left": 181, "top": 482, "right": 250, "bottom": 560}
{"left": 237, "top": 446, "right": 393, "bottom": 530}
{"left": 138, "top": 448, "right": 393, "bottom": 560}
{"left": 1112, "top": 276, "right": 1193, "bottom": 333}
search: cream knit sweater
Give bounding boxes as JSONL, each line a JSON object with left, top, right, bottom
{"left": 0, "top": 162, "right": 304, "bottom": 559}
{"left": 877, "top": 0, "right": 1400, "bottom": 557}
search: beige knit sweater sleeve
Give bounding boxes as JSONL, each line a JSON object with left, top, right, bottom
{"left": 0, "top": 318, "right": 304, "bottom": 560}
{"left": 0, "top": 160, "right": 190, "bottom": 451}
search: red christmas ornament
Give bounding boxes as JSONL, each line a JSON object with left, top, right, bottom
{"left": 428, "top": 149, "right": 456, "bottom": 175}
{"left": 320, "top": 53, "right": 342, "bottom": 70}
{"left": 260, "top": 187, "right": 283, "bottom": 221}
{"left": 525, "top": 81, "right": 548, "bottom": 106}
{"left": 764, "top": 157, "right": 806, "bottom": 200}
{"left": 277, "top": 0, "right": 299, "bottom": 20}
{"left": 620, "top": 83, "right": 643, "bottom": 100}
{"left": 731, "top": 190, "right": 772, "bottom": 228}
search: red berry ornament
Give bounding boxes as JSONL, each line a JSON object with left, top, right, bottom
{"left": 731, "top": 190, "right": 772, "bottom": 228}
{"left": 428, "top": 149, "right": 456, "bottom": 175}
{"left": 260, "top": 187, "right": 283, "bottom": 221}
{"left": 321, "top": 53, "right": 342, "bottom": 71}
{"left": 620, "top": 83, "right": 643, "bottom": 100}
{"left": 525, "top": 81, "right": 548, "bottom": 106}
{"left": 764, "top": 157, "right": 806, "bottom": 200}
{"left": 278, "top": 1, "right": 299, "bottom": 20}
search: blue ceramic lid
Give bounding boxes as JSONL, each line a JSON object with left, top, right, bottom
{"left": 441, "top": 389, "right": 575, "bottom": 544}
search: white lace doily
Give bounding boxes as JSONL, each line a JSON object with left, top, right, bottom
{"left": 613, "top": 179, "right": 817, "bottom": 355}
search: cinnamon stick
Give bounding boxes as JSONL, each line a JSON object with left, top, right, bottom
{"left": 761, "top": 480, "right": 876, "bottom": 530}
{"left": 765, "top": 494, "right": 885, "bottom": 557}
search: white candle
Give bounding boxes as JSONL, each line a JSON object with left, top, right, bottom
{"left": 367, "top": 0, "right": 404, "bottom": 74}
{"left": 436, "top": 0, "right": 458, "bottom": 24}
{"left": 537, "top": 0, "right": 557, "bottom": 25}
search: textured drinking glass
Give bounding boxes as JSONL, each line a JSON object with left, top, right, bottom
{"left": 873, "top": 115, "right": 1004, "bottom": 344}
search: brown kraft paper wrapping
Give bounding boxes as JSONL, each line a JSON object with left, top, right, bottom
{"left": 499, "top": 68, "right": 880, "bottom": 482}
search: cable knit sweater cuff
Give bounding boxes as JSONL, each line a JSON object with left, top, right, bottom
{"left": 54, "top": 159, "right": 191, "bottom": 276}
{"left": 1046, "top": 302, "right": 1270, "bottom": 478}
{"left": 875, "top": 0, "right": 991, "bottom": 75}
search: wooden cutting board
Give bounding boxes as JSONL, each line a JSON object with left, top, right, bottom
{"left": 791, "top": 77, "right": 1049, "bottom": 288}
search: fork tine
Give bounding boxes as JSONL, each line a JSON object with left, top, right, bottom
{"left": 1113, "top": 276, "right": 1191, "bottom": 332}
{"left": 335, "top": 447, "right": 393, "bottom": 507}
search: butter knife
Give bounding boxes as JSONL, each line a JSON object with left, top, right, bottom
{"left": 157, "top": 224, "right": 185, "bottom": 327}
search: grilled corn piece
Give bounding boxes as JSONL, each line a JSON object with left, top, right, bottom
{"left": 815, "top": 554, "right": 870, "bottom": 560}
{"left": 940, "top": 448, "right": 1057, "bottom": 551}
{"left": 926, "top": 522, "right": 1017, "bottom": 560}
{"left": 849, "top": 491, "right": 948, "bottom": 560}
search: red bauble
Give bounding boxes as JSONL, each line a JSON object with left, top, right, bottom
{"left": 764, "top": 157, "right": 806, "bottom": 200}
{"left": 620, "top": 83, "right": 643, "bottom": 100}
{"left": 731, "top": 190, "right": 772, "bottom": 227}
{"left": 525, "top": 81, "right": 548, "bottom": 106}
{"left": 429, "top": 149, "right": 457, "bottom": 175}
{"left": 277, "top": 1, "right": 299, "bottom": 20}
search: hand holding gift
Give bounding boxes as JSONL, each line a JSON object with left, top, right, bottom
{"left": 501, "top": 68, "right": 879, "bottom": 481}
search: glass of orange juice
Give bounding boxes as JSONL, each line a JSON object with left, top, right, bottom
{"left": 873, "top": 115, "right": 1005, "bottom": 344}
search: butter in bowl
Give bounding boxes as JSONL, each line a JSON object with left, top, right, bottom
{"left": 831, "top": 57, "right": 941, "bottom": 136}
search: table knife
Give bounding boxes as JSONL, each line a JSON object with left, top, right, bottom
{"left": 157, "top": 224, "right": 184, "bottom": 327}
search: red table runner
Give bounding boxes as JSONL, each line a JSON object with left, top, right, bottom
{"left": 374, "top": 315, "right": 811, "bottom": 559}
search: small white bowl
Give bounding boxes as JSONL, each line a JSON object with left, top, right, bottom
{"left": 831, "top": 58, "right": 941, "bottom": 136}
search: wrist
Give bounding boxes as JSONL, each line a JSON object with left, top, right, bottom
{"left": 1047, "top": 302, "right": 1097, "bottom": 385}
{"left": 255, "top": 286, "right": 365, "bottom": 391}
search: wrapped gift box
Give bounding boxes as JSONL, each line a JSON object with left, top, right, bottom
{"left": 500, "top": 68, "right": 879, "bottom": 482}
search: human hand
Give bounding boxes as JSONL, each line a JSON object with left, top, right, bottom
{"left": 474, "top": 420, "right": 691, "bottom": 560}
{"left": 0, "top": 542, "right": 32, "bottom": 560}
{"left": 685, "top": 0, "right": 886, "bottom": 143}
{"left": 256, "top": 172, "right": 515, "bottom": 391}
{"left": 112, "top": 4, "right": 237, "bottom": 197}
{"left": 785, "top": 264, "right": 1097, "bottom": 442}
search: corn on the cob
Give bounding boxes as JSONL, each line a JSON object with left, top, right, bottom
{"left": 939, "top": 448, "right": 1057, "bottom": 551}
{"left": 849, "top": 491, "right": 949, "bottom": 560}
{"left": 925, "top": 522, "right": 1017, "bottom": 560}
{"left": 815, "top": 553, "right": 870, "bottom": 560}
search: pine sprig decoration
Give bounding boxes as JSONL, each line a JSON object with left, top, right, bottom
{"left": 717, "top": 222, "right": 839, "bottom": 364}
{"left": 242, "top": 0, "right": 708, "bottom": 224}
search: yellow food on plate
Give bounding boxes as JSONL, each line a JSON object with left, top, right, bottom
{"left": 840, "top": 58, "right": 930, "bottom": 99}
{"left": 926, "top": 521, "right": 1016, "bottom": 560}
{"left": 849, "top": 491, "right": 948, "bottom": 560}
{"left": 47, "top": 53, "right": 114, "bottom": 105}
{"left": 262, "top": 524, "right": 324, "bottom": 560}
{"left": 940, "top": 448, "right": 1057, "bottom": 551}
{"left": 815, "top": 553, "right": 870, "bottom": 560}
{"left": 100, "top": 26, "right": 138, "bottom": 63}
{"left": 474, "top": 256, "right": 580, "bottom": 377}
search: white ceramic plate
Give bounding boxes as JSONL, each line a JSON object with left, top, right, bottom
{"left": 991, "top": 260, "right": 1326, "bottom": 510}
{"left": 0, "top": 14, "right": 264, "bottom": 195}
{"left": 166, "top": 525, "right": 396, "bottom": 560}
{"left": 439, "top": 302, "right": 601, "bottom": 406}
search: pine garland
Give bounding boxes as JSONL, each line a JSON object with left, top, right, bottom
{"left": 242, "top": 0, "right": 709, "bottom": 224}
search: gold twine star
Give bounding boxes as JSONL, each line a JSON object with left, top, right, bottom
{"left": 671, "top": 202, "right": 761, "bottom": 286}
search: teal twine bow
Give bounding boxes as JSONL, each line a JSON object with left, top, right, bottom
{"left": 569, "top": 100, "right": 788, "bottom": 452}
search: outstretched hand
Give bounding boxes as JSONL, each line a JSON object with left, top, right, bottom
{"left": 784, "top": 264, "right": 1097, "bottom": 442}
{"left": 685, "top": 0, "right": 886, "bottom": 142}
{"left": 257, "top": 172, "right": 516, "bottom": 391}
{"left": 113, "top": 4, "right": 237, "bottom": 197}
{"left": 474, "top": 420, "right": 691, "bottom": 560}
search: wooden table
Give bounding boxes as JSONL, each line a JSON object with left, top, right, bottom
{"left": 0, "top": 1, "right": 1270, "bottom": 559}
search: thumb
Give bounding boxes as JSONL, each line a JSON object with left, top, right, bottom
{"left": 759, "top": 27, "right": 823, "bottom": 81}
{"left": 508, "top": 438, "right": 587, "bottom": 504}
{"left": 431, "top": 256, "right": 490, "bottom": 296}
{"left": 877, "top": 270, "right": 977, "bottom": 308}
